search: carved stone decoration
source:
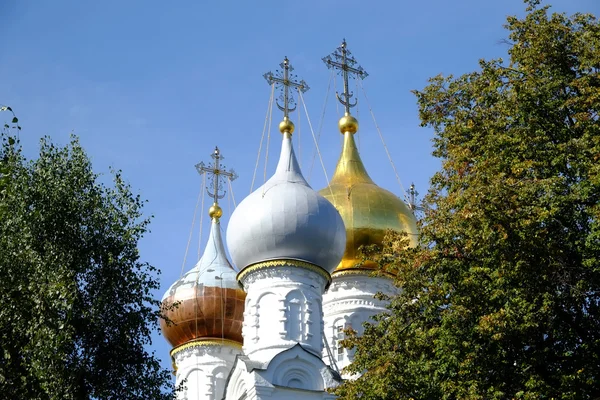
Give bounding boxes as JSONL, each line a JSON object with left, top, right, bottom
{"left": 322, "top": 273, "right": 399, "bottom": 378}
{"left": 239, "top": 263, "right": 329, "bottom": 363}
{"left": 172, "top": 340, "right": 242, "bottom": 400}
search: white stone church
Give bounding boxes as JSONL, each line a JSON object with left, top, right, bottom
{"left": 160, "top": 41, "right": 418, "bottom": 400}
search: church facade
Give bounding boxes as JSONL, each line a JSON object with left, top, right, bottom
{"left": 160, "top": 41, "right": 418, "bottom": 400}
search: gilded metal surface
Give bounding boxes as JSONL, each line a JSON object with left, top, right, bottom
{"left": 338, "top": 114, "right": 358, "bottom": 135}
{"left": 331, "top": 268, "right": 395, "bottom": 279}
{"left": 279, "top": 116, "right": 295, "bottom": 135}
{"left": 161, "top": 285, "right": 246, "bottom": 348}
{"left": 170, "top": 338, "right": 243, "bottom": 359}
{"left": 319, "top": 128, "right": 418, "bottom": 274}
{"left": 208, "top": 203, "right": 223, "bottom": 219}
{"left": 237, "top": 259, "right": 331, "bottom": 285}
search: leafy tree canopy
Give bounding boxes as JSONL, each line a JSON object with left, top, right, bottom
{"left": 0, "top": 127, "right": 174, "bottom": 399}
{"left": 336, "top": 1, "right": 600, "bottom": 399}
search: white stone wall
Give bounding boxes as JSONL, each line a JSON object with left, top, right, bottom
{"left": 322, "top": 274, "right": 398, "bottom": 377}
{"left": 173, "top": 342, "right": 241, "bottom": 400}
{"left": 239, "top": 265, "right": 329, "bottom": 363}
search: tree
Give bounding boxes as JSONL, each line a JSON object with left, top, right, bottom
{"left": 0, "top": 130, "right": 175, "bottom": 399}
{"left": 335, "top": 2, "right": 600, "bottom": 399}
{"left": 0, "top": 106, "right": 20, "bottom": 202}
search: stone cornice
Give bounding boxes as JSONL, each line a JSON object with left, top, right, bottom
{"left": 171, "top": 338, "right": 242, "bottom": 360}
{"left": 238, "top": 259, "right": 331, "bottom": 288}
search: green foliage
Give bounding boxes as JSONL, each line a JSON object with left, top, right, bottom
{"left": 0, "top": 132, "right": 175, "bottom": 398}
{"left": 335, "top": 2, "right": 600, "bottom": 399}
{"left": 0, "top": 105, "right": 20, "bottom": 203}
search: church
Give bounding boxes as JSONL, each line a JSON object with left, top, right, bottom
{"left": 159, "top": 40, "right": 419, "bottom": 400}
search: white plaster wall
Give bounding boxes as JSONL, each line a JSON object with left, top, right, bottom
{"left": 173, "top": 343, "right": 241, "bottom": 400}
{"left": 322, "top": 274, "right": 398, "bottom": 377}
{"left": 239, "top": 265, "right": 328, "bottom": 363}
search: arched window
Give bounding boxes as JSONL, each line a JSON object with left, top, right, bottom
{"left": 285, "top": 290, "right": 305, "bottom": 341}
{"left": 336, "top": 324, "right": 345, "bottom": 361}
{"left": 212, "top": 366, "right": 229, "bottom": 399}
{"left": 332, "top": 318, "right": 351, "bottom": 362}
{"left": 257, "top": 292, "right": 278, "bottom": 342}
{"left": 272, "top": 359, "right": 324, "bottom": 391}
{"left": 182, "top": 367, "right": 204, "bottom": 399}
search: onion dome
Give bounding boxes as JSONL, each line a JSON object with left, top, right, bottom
{"left": 318, "top": 114, "right": 418, "bottom": 274}
{"left": 226, "top": 118, "right": 346, "bottom": 275}
{"left": 161, "top": 202, "right": 245, "bottom": 348}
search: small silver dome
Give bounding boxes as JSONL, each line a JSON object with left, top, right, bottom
{"left": 163, "top": 218, "right": 238, "bottom": 301}
{"left": 226, "top": 132, "right": 346, "bottom": 274}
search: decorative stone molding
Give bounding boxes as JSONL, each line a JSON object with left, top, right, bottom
{"left": 239, "top": 262, "right": 329, "bottom": 291}
{"left": 172, "top": 338, "right": 242, "bottom": 362}
{"left": 224, "top": 344, "right": 341, "bottom": 399}
{"left": 238, "top": 259, "right": 331, "bottom": 288}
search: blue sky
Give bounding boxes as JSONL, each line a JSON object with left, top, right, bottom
{"left": 1, "top": 0, "right": 597, "bottom": 376}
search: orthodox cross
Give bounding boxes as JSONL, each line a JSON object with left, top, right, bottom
{"left": 407, "top": 183, "right": 425, "bottom": 217}
{"left": 195, "top": 147, "right": 238, "bottom": 204}
{"left": 322, "top": 39, "right": 369, "bottom": 115}
{"left": 263, "top": 57, "right": 310, "bottom": 118}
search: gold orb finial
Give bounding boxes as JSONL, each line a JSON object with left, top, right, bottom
{"left": 338, "top": 113, "right": 358, "bottom": 134}
{"left": 279, "top": 116, "right": 295, "bottom": 135}
{"left": 208, "top": 203, "right": 223, "bottom": 219}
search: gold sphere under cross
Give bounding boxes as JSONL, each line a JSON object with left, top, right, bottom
{"left": 338, "top": 114, "right": 359, "bottom": 135}
{"left": 279, "top": 117, "right": 295, "bottom": 135}
{"left": 209, "top": 203, "right": 223, "bottom": 219}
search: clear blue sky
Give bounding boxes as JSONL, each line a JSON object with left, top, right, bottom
{"left": 1, "top": 0, "right": 597, "bottom": 376}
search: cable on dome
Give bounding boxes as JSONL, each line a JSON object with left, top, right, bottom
{"left": 308, "top": 68, "right": 334, "bottom": 182}
{"left": 180, "top": 175, "right": 205, "bottom": 277}
{"left": 358, "top": 79, "right": 407, "bottom": 197}
{"left": 198, "top": 173, "right": 206, "bottom": 261}
{"left": 262, "top": 84, "right": 275, "bottom": 196}
{"left": 298, "top": 90, "right": 336, "bottom": 203}
{"left": 333, "top": 72, "right": 343, "bottom": 148}
{"left": 356, "top": 77, "right": 361, "bottom": 151}
{"left": 228, "top": 176, "right": 237, "bottom": 208}
{"left": 250, "top": 83, "right": 275, "bottom": 193}
{"left": 297, "top": 100, "right": 301, "bottom": 169}
{"left": 227, "top": 177, "right": 231, "bottom": 219}
{"left": 333, "top": 69, "right": 340, "bottom": 119}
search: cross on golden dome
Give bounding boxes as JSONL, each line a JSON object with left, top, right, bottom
{"left": 195, "top": 147, "right": 238, "bottom": 219}
{"left": 322, "top": 39, "right": 369, "bottom": 115}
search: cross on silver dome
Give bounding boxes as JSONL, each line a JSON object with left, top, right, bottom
{"left": 263, "top": 57, "right": 310, "bottom": 119}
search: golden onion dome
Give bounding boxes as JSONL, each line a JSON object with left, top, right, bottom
{"left": 318, "top": 115, "right": 418, "bottom": 275}
{"left": 160, "top": 209, "right": 245, "bottom": 349}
